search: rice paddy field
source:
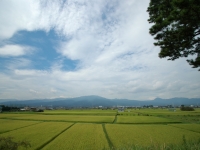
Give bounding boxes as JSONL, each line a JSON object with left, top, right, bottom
{"left": 116, "top": 116, "right": 179, "bottom": 124}
{"left": 43, "top": 123, "right": 109, "bottom": 150}
{"left": 0, "top": 114, "right": 115, "bottom": 123}
{"left": 0, "top": 122, "right": 73, "bottom": 150}
{"left": 105, "top": 124, "right": 200, "bottom": 148}
{"left": 0, "top": 119, "right": 41, "bottom": 134}
{"left": 0, "top": 108, "right": 200, "bottom": 149}
{"left": 43, "top": 109, "right": 117, "bottom": 116}
{"left": 169, "top": 123, "right": 200, "bottom": 133}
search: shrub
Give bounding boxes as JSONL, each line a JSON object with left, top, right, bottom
{"left": 0, "top": 137, "right": 31, "bottom": 150}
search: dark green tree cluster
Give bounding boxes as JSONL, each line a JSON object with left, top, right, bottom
{"left": 147, "top": 0, "right": 200, "bottom": 70}
{"left": 0, "top": 105, "right": 19, "bottom": 112}
{"left": 0, "top": 137, "right": 31, "bottom": 150}
{"left": 180, "top": 105, "right": 194, "bottom": 111}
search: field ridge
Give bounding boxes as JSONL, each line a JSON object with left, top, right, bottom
{"left": 102, "top": 124, "right": 114, "bottom": 149}
{"left": 36, "top": 123, "right": 75, "bottom": 150}
{"left": 0, "top": 119, "right": 42, "bottom": 134}
{"left": 113, "top": 115, "right": 117, "bottom": 124}
{"left": 168, "top": 124, "right": 200, "bottom": 134}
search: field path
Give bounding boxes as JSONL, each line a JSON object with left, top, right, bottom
{"left": 102, "top": 124, "right": 115, "bottom": 149}
{"left": 36, "top": 123, "right": 75, "bottom": 150}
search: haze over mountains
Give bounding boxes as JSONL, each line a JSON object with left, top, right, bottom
{"left": 0, "top": 96, "right": 199, "bottom": 107}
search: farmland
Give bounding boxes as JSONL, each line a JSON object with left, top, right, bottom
{"left": 0, "top": 119, "right": 41, "bottom": 134}
{"left": 43, "top": 123, "right": 109, "bottom": 150}
{"left": 0, "top": 114, "right": 115, "bottom": 123}
{"left": 0, "top": 108, "right": 200, "bottom": 149}
{"left": 105, "top": 124, "right": 200, "bottom": 148}
{"left": 116, "top": 116, "right": 179, "bottom": 124}
{"left": 43, "top": 109, "right": 117, "bottom": 116}
{"left": 169, "top": 124, "right": 200, "bottom": 133}
{"left": 0, "top": 122, "right": 73, "bottom": 149}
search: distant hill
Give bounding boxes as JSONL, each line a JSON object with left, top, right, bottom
{"left": 0, "top": 96, "right": 199, "bottom": 107}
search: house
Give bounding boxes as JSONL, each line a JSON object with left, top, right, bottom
{"left": 20, "top": 106, "right": 31, "bottom": 111}
{"left": 118, "top": 106, "right": 124, "bottom": 112}
{"left": 20, "top": 108, "right": 26, "bottom": 111}
{"left": 35, "top": 106, "right": 46, "bottom": 112}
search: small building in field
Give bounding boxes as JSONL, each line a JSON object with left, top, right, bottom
{"left": 118, "top": 106, "right": 124, "bottom": 112}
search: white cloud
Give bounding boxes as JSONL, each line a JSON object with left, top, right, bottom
{"left": 38, "top": 0, "right": 90, "bottom": 35}
{"left": 5, "top": 58, "right": 32, "bottom": 70}
{"left": 50, "top": 88, "right": 57, "bottom": 93}
{"left": 0, "top": 0, "right": 40, "bottom": 40}
{"left": 29, "top": 89, "right": 40, "bottom": 94}
{"left": 0, "top": 0, "right": 200, "bottom": 100}
{"left": 0, "top": 45, "right": 33, "bottom": 57}
{"left": 14, "top": 69, "right": 48, "bottom": 76}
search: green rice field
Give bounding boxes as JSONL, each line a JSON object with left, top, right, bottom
{"left": 0, "top": 122, "right": 73, "bottom": 150}
{"left": 0, "top": 114, "right": 115, "bottom": 123}
{"left": 44, "top": 109, "right": 117, "bottom": 116}
{"left": 116, "top": 116, "right": 179, "bottom": 124}
{"left": 0, "top": 119, "right": 41, "bottom": 134}
{"left": 169, "top": 123, "right": 200, "bottom": 133}
{"left": 105, "top": 124, "right": 200, "bottom": 148}
{"left": 0, "top": 108, "right": 200, "bottom": 149}
{"left": 43, "top": 123, "right": 109, "bottom": 150}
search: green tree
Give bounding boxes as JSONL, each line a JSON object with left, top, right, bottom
{"left": 147, "top": 0, "right": 200, "bottom": 70}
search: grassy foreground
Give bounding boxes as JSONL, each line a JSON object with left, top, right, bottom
{"left": 0, "top": 108, "right": 200, "bottom": 149}
{"left": 112, "top": 137, "right": 200, "bottom": 150}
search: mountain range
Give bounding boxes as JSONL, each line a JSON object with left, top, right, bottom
{"left": 0, "top": 96, "right": 200, "bottom": 107}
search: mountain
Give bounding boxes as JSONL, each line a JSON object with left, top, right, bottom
{"left": 0, "top": 96, "right": 199, "bottom": 107}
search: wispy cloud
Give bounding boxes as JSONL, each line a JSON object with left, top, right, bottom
{"left": 0, "top": 45, "right": 34, "bottom": 57}
{"left": 0, "top": 0, "right": 199, "bottom": 100}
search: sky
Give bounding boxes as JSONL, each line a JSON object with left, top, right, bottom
{"left": 0, "top": 0, "right": 199, "bottom": 100}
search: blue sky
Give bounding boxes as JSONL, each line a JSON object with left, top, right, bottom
{"left": 0, "top": 0, "right": 200, "bottom": 100}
